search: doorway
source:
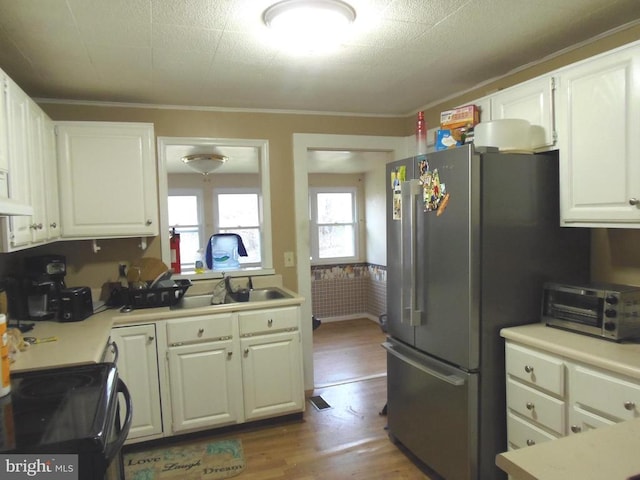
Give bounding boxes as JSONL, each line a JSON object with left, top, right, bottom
{"left": 293, "top": 133, "right": 406, "bottom": 390}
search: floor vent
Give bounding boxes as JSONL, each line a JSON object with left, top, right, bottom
{"left": 309, "top": 395, "right": 332, "bottom": 411}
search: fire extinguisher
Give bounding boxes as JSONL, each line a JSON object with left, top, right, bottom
{"left": 169, "top": 228, "right": 181, "bottom": 274}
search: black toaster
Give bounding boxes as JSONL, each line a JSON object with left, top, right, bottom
{"left": 59, "top": 287, "right": 93, "bottom": 322}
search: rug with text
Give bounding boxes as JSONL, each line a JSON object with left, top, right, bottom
{"left": 124, "top": 438, "right": 245, "bottom": 480}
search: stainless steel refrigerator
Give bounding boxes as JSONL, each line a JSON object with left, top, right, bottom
{"left": 383, "top": 144, "right": 590, "bottom": 480}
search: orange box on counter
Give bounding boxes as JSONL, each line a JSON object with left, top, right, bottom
{"left": 440, "top": 105, "right": 479, "bottom": 130}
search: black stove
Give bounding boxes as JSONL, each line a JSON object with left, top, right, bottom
{"left": 0, "top": 363, "right": 131, "bottom": 479}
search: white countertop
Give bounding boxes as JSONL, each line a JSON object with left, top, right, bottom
{"left": 9, "top": 284, "right": 304, "bottom": 374}
{"left": 500, "top": 323, "right": 640, "bottom": 379}
{"left": 10, "top": 310, "right": 115, "bottom": 374}
{"left": 496, "top": 418, "right": 640, "bottom": 480}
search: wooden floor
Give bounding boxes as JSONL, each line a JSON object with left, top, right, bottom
{"left": 125, "top": 319, "right": 436, "bottom": 479}
{"left": 313, "top": 318, "right": 387, "bottom": 387}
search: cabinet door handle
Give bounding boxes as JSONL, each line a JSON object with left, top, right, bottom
{"left": 524, "top": 365, "right": 534, "bottom": 373}
{"left": 629, "top": 198, "right": 639, "bottom": 206}
{"left": 198, "top": 328, "right": 204, "bottom": 337}
{"left": 624, "top": 401, "right": 636, "bottom": 411}
{"left": 268, "top": 319, "right": 273, "bottom": 327}
{"left": 526, "top": 439, "right": 535, "bottom": 446}
{"left": 50, "top": 222, "right": 57, "bottom": 228}
{"left": 244, "top": 348, "right": 249, "bottom": 355}
{"left": 227, "top": 351, "right": 233, "bottom": 358}
{"left": 146, "top": 219, "right": 153, "bottom": 225}
{"left": 570, "top": 425, "right": 582, "bottom": 433}
{"left": 148, "top": 336, "right": 154, "bottom": 342}
{"left": 526, "top": 402, "right": 535, "bottom": 410}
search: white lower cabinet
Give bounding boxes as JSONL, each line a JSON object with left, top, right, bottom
{"left": 569, "top": 364, "right": 640, "bottom": 434}
{"left": 165, "top": 312, "right": 242, "bottom": 434}
{"left": 505, "top": 342, "right": 566, "bottom": 449}
{"left": 239, "top": 307, "right": 304, "bottom": 421}
{"left": 162, "top": 306, "right": 303, "bottom": 436}
{"left": 167, "top": 339, "right": 242, "bottom": 433}
{"left": 505, "top": 340, "right": 640, "bottom": 450}
{"left": 111, "top": 324, "right": 163, "bottom": 442}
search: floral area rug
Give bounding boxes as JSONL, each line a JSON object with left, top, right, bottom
{"left": 124, "top": 438, "right": 245, "bottom": 480}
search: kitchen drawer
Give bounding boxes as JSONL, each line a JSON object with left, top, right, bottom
{"left": 507, "top": 411, "right": 559, "bottom": 450}
{"left": 239, "top": 307, "right": 298, "bottom": 336}
{"left": 506, "top": 342, "right": 565, "bottom": 397}
{"left": 572, "top": 365, "right": 640, "bottom": 422}
{"left": 507, "top": 377, "right": 565, "bottom": 435}
{"left": 166, "top": 313, "right": 233, "bottom": 345}
{"left": 569, "top": 404, "right": 615, "bottom": 435}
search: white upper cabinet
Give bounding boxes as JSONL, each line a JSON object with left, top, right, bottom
{"left": 42, "top": 116, "right": 60, "bottom": 241}
{"left": 0, "top": 83, "right": 58, "bottom": 251}
{"left": 489, "top": 75, "right": 556, "bottom": 150}
{"left": 4, "top": 79, "right": 33, "bottom": 248}
{"left": 0, "top": 71, "right": 9, "bottom": 173}
{"left": 56, "top": 122, "right": 159, "bottom": 238}
{"left": 556, "top": 43, "right": 640, "bottom": 226}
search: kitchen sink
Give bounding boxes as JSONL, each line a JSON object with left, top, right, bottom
{"left": 170, "top": 287, "right": 292, "bottom": 310}
{"left": 249, "top": 287, "right": 291, "bottom": 302}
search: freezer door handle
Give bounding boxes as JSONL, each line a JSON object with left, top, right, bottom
{"left": 382, "top": 342, "right": 465, "bottom": 386}
{"left": 400, "top": 179, "right": 422, "bottom": 326}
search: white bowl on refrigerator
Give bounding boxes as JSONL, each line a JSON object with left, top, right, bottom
{"left": 474, "top": 119, "right": 534, "bottom": 153}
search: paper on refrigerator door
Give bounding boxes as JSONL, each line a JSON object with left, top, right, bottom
{"left": 391, "top": 166, "right": 406, "bottom": 220}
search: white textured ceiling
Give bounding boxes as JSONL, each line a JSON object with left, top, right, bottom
{"left": 0, "top": 0, "right": 639, "bottom": 116}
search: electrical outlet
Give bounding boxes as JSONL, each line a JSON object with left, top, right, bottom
{"left": 284, "top": 251, "right": 295, "bottom": 267}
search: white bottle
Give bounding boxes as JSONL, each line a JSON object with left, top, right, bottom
{"left": 195, "top": 248, "right": 205, "bottom": 274}
{"left": 0, "top": 314, "right": 10, "bottom": 397}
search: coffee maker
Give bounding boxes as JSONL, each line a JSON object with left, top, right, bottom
{"left": 24, "top": 255, "right": 67, "bottom": 320}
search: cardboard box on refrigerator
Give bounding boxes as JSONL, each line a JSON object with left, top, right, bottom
{"left": 436, "top": 105, "right": 480, "bottom": 150}
{"left": 440, "top": 105, "right": 479, "bottom": 130}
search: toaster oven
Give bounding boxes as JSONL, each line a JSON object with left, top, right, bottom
{"left": 542, "top": 282, "right": 640, "bottom": 341}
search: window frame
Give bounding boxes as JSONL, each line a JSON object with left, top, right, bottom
{"left": 213, "top": 187, "right": 262, "bottom": 268}
{"left": 309, "top": 186, "right": 360, "bottom": 265}
{"left": 167, "top": 188, "right": 205, "bottom": 272}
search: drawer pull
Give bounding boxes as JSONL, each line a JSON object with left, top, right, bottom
{"left": 244, "top": 348, "right": 249, "bottom": 355}
{"left": 624, "top": 401, "right": 636, "bottom": 411}
{"left": 526, "top": 439, "right": 535, "bottom": 446}
{"left": 524, "top": 365, "right": 534, "bottom": 373}
{"left": 570, "top": 425, "right": 582, "bottom": 433}
{"left": 268, "top": 319, "right": 273, "bottom": 327}
{"left": 227, "top": 352, "right": 233, "bottom": 358}
{"left": 198, "top": 328, "right": 204, "bottom": 337}
{"left": 526, "top": 402, "right": 535, "bottom": 411}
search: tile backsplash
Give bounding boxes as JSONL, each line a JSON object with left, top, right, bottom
{"left": 311, "top": 263, "right": 386, "bottom": 320}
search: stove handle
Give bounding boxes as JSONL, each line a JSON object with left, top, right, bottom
{"left": 105, "top": 378, "right": 132, "bottom": 463}
{"left": 102, "top": 340, "right": 119, "bottom": 364}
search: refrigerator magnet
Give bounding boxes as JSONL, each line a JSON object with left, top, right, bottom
{"left": 437, "top": 192, "right": 450, "bottom": 216}
{"left": 425, "top": 169, "right": 443, "bottom": 212}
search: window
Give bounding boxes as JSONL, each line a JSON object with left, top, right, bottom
{"left": 309, "top": 187, "right": 358, "bottom": 263}
{"left": 169, "top": 188, "right": 262, "bottom": 271}
{"left": 168, "top": 190, "right": 203, "bottom": 271}
{"left": 214, "top": 189, "right": 261, "bottom": 266}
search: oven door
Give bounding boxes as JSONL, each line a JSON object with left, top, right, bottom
{"left": 104, "top": 378, "right": 132, "bottom": 480}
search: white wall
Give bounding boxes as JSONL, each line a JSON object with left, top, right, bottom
{"left": 364, "top": 162, "right": 390, "bottom": 266}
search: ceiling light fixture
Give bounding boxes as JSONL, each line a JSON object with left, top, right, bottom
{"left": 181, "top": 154, "right": 227, "bottom": 175}
{"left": 263, "top": 0, "right": 356, "bottom": 53}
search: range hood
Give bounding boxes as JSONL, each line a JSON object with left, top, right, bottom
{"left": 0, "top": 198, "right": 33, "bottom": 216}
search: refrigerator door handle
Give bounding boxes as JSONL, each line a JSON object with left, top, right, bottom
{"left": 382, "top": 342, "right": 465, "bottom": 387}
{"left": 401, "top": 179, "right": 422, "bottom": 326}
